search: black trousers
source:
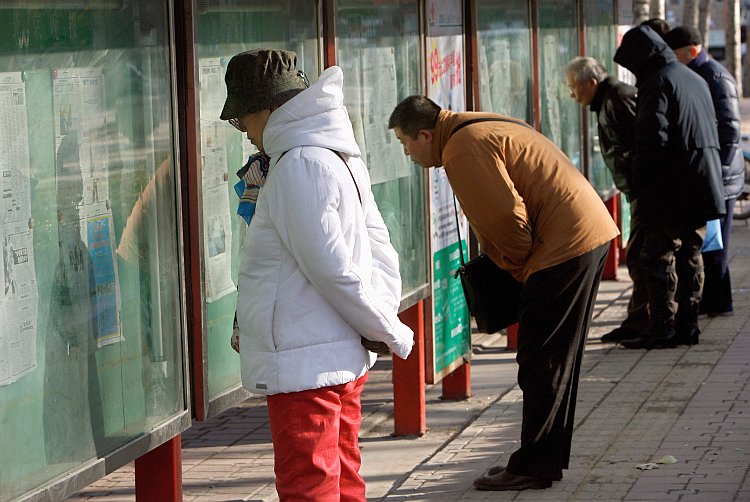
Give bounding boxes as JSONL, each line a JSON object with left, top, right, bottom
{"left": 640, "top": 224, "right": 705, "bottom": 332}
{"left": 506, "top": 242, "right": 609, "bottom": 481}
{"left": 701, "top": 198, "right": 735, "bottom": 315}
{"left": 621, "top": 199, "right": 649, "bottom": 332}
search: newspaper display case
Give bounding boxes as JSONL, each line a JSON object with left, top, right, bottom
{"left": 0, "top": 1, "right": 188, "bottom": 500}
{"left": 192, "top": 0, "right": 321, "bottom": 416}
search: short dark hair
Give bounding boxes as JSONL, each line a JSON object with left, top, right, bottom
{"left": 388, "top": 95, "right": 441, "bottom": 138}
{"left": 640, "top": 18, "right": 670, "bottom": 38}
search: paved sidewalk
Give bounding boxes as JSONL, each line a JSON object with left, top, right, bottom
{"left": 70, "top": 225, "right": 750, "bottom": 502}
{"left": 68, "top": 102, "right": 750, "bottom": 501}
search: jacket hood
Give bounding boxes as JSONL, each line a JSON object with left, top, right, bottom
{"left": 263, "top": 66, "right": 361, "bottom": 159}
{"left": 614, "top": 25, "right": 677, "bottom": 83}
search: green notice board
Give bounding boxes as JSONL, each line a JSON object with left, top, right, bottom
{"left": 432, "top": 241, "right": 470, "bottom": 374}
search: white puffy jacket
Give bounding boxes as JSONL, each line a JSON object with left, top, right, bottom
{"left": 237, "top": 66, "right": 414, "bottom": 395}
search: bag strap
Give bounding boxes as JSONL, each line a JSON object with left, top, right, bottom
{"left": 453, "top": 195, "right": 466, "bottom": 269}
{"left": 328, "top": 149, "right": 362, "bottom": 206}
{"left": 448, "top": 116, "right": 533, "bottom": 139}
{"left": 449, "top": 117, "right": 531, "bottom": 270}
{"left": 277, "top": 147, "right": 362, "bottom": 206}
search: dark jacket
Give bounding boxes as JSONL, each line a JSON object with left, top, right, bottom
{"left": 590, "top": 76, "right": 637, "bottom": 199}
{"left": 689, "top": 49, "right": 744, "bottom": 199}
{"left": 613, "top": 25, "right": 725, "bottom": 227}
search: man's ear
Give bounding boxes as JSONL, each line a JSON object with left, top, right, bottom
{"left": 690, "top": 45, "right": 700, "bottom": 59}
{"left": 418, "top": 129, "right": 434, "bottom": 143}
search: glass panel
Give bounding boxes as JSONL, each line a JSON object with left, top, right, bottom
{"left": 538, "top": 0, "right": 582, "bottom": 167}
{"left": 476, "top": 2, "right": 533, "bottom": 123}
{"left": 585, "top": 0, "right": 617, "bottom": 198}
{"left": 194, "top": 1, "right": 320, "bottom": 401}
{"left": 336, "top": 0, "right": 428, "bottom": 298}
{"left": 0, "top": 2, "right": 184, "bottom": 499}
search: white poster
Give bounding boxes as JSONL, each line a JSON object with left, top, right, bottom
{"left": 0, "top": 71, "right": 38, "bottom": 385}
{"left": 199, "top": 58, "right": 236, "bottom": 303}
{"left": 426, "top": 0, "right": 471, "bottom": 377}
{"left": 426, "top": 0, "right": 465, "bottom": 112}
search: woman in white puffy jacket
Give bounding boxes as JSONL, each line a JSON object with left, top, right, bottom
{"left": 220, "top": 49, "right": 414, "bottom": 501}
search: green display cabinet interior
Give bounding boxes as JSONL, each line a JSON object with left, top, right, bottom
{"left": 0, "top": 2, "right": 187, "bottom": 500}
{"left": 194, "top": 0, "right": 321, "bottom": 404}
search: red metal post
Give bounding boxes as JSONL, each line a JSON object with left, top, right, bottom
{"left": 441, "top": 362, "right": 471, "bottom": 400}
{"left": 134, "top": 435, "right": 182, "bottom": 502}
{"left": 506, "top": 323, "right": 519, "bottom": 351}
{"left": 393, "top": 301, "right": 426, "bottom": 436}
{"left": 603, "top": 195, "right": 619, "bottom": 280}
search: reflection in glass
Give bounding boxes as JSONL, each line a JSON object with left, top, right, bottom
{"left": 336, "top": 0, "right": 428, "bottom": 298}
{"left": 476, "top": 2, "right": 533, "bottom": 123}
{"left": 0, "top": 3, "right": 184, "bottom": 499}
{"left": 195, "top": 0, "right": 320, "bottom": 400}
{"left": 585, "top": 0, "right": 618, "bottom": 198}
{"left": 538, "top": 0, "right": 583, "bottom": 168}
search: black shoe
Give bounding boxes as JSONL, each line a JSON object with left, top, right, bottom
{"left": 675, "top": 326, "right": 700, "bottom": 346}
{"left": 601, "top": 326, "right": 641, "bottom": 343}
{"left": 620, "top": 328, "right": 678, "bottom": 349}
{"left": 473, "top": 469, "right": 552, "bottom": 491}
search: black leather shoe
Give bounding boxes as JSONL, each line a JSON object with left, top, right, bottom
{"left": 620, "top": 328, "right": 678, "bottom": 349}
{"left": 473, "top": 469, "right": 552, "bottom": 491}
{"left": 675, "top": 326, "right": 700, "bottom": 346}
{"left": 486, "top": 465, "right": 505, "bottom": 476}
{"left": 601, "top": 326, "right": 641, "bottom": 343}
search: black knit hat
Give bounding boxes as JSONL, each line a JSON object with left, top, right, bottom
{"left": 220, "top": 49, "right": 308, "bottom": 121}
{"left": 664, "top": 26, "right": 703, "bottom": 49}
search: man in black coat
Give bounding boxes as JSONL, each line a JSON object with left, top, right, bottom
{"left": 566, "top": 57, "right": 645, "bottom": 344}
{"left": 665, "top": 25, "right": 744, "bottom": 318}
{"left": 613, "top": 25, "right": 725, "bottom": 349}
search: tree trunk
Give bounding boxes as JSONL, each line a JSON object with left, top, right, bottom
{"left": 698, "top": 0, "right": 713, "bottom": 48}
{"left": 633, "top": 0, "right": 650, "bottom": 25}
{"left": 650, "top": 0, "right": 665, "bottom": 20}
{"left": 683, "top": 0, "right": 700, "bottom": 29}
{"left": 725, "top": 0, "right": 743, "bottom": 96}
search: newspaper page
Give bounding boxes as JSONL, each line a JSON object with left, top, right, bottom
{"left": 0, "top": 71, "right": 38, "bottom": 385}
{"left": 542, "top": 35, "right": 562, "bottom": 147}
{"left": 199, "top": 57, "right": 235, "bottom": 302}
{"left": 361, "top": 47, "right": 410, "bottom": 184}
{"left": 53, "top": 67, "right": 123, "bottom": 347}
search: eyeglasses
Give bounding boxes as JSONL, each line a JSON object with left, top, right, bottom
{"left": 229, "top": 117, "right": 246, "bottom": 132}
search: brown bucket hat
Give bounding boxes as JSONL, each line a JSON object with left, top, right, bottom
{"left": 220, "top": 49, "right": 308, "bottom": 121}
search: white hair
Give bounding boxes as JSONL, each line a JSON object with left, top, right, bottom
{"left": 566, "top": 57, "right": 608, "bottom": 83}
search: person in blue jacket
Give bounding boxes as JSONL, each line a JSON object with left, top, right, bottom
{"left": 665, "top": 25, "right": 744, "bottom": 318}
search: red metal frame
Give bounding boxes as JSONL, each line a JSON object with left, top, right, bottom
{"left": 393, "top": 301, "right": 427, "bottom": 435}
{"left": 322, "top": 0, "right": 337, "bottom": 68}
{"left": 135, "top": 435, "right": 183, "bottom": 502}
{"left": 173, "top": 0, "right": 207, "bottom": 422}
{"left": 602, "top": 195, "right": 620, "bottom": 280}
{"left": 507, "top": 323, "right": 519, "bottom": 351}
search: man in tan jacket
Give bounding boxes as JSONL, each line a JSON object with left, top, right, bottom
{"left": 389, "top": 95, "right": 619, "bottom": 491}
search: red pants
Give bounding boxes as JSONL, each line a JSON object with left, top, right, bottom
{"left": 266, "top": 374, "right": 368, "bottom": 502}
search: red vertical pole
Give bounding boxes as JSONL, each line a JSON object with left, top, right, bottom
{"left": 393, "top": 301, "right": 426, "bottom": 436}
{"left": 506, "top": 323, "right": 519, "bottom": 351}
{"left": 135, "top": 435, "right": 182, "bottom": 502}
{"left": 603, "top": 195, "right": 619, "bottom": 280}
{"left": 441, "top": 362, "right": 471, "bottom": 400}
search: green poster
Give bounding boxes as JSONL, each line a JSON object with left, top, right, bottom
{"left": 432, "top": 241, "right": 470, "bottom": 374}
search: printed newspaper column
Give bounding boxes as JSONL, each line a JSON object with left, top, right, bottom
{"left": 0, "top": 71, "right": 38, "bottom": 385}
{"left": 425, "top": 0, "right": 470, "bottom": 380}
{"left": 52, "top": 67, "right": 122, "bottom": 348}
{"left": 199, "top": 58, "right": 235, "bottom": 302}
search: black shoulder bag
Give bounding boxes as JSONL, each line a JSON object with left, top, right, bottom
{"left": 450, "top": 117, "right": 529, "bottom": 334}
